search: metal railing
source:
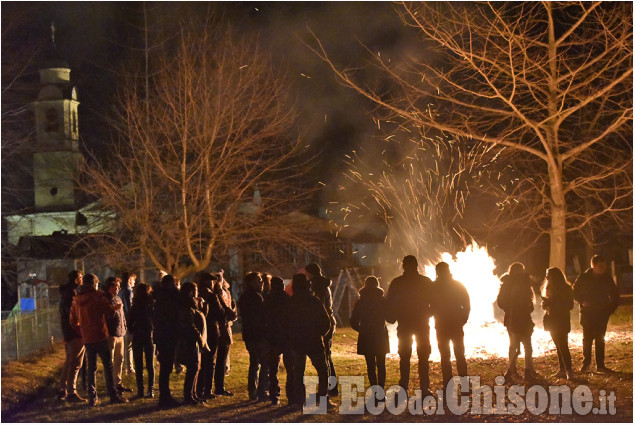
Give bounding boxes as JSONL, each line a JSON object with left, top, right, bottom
{"left": 1, "top": 307, "right": 61, "bottom": 362}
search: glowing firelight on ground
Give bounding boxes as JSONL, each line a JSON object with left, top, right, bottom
{"left": 387, "top": 242, "right": 587, "bottom": 361}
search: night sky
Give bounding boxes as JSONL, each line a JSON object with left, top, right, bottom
{"left": 2, "top": 1, "right": 417, "bottom": 211}
{"left": 3, "top": 2, "right": 632, "bottom": 286}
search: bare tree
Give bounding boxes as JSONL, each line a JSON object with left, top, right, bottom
{"left": 314, "top": 1, "right": 632, "bottom": 269}
{"left": 83, "top": 14, "right": 312, "bottom": 279}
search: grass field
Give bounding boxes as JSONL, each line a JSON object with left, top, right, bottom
{"left": 1, "top": 305, "right": 632, "bottom": 422}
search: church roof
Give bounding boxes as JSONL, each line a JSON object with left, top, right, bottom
{"left": 16, "top": 232, "right": 103, "bottom": 260}
{"left": 41, "top": 43, "right": 69, "bottom": 69}
{"left": 280, "top": 210, "right": 386, "bottom": 243}
{"left": 41, "top": 22, "right": 69, "bottom": 69}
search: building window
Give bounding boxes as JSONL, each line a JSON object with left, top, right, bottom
{"left": 326, "top": 241, "right": 350, "bottom": 261}
{"left": 276, "top": 244, "right": 297, "bottom": 263}
{"left": 76, "top": 212, "right": 88, "bottom": 226}
{"left": 251, "top": 250, "right": 264, "bottom": 265}
{"left": 45, "top": 108, "right": 59, "bottom": 132}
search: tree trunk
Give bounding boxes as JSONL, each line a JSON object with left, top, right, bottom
{"left": 549, "top": 164, "right": 567, "bottom": 271}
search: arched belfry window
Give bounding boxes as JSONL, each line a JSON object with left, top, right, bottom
{"left": 45, "top": 108, "right": 59, "bottom": 132}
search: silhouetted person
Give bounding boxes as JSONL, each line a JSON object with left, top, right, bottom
{"left": 128, "top": 283, "right": 156, "bottom": 398}
{"left": 573, "top": 255, "right": 619, "bottom": 373}
{"left": 386, "top": 255, "right": 433, "bottom": 396}
{"left": 238, "top": 272, "right": 269, "bottom": 401}
{"left": 153, "top": 274, "right": 181, "bottom": 408}
{"left": 264, "top": 276, "right": 296, "bottom": 405}
{"left": 69, "top": 273, "right": 126, "bottom": 406}
{"left": 305, "top": 263, "right": 338, "bottom": 396}
{"left": 214, "top": 271, "right": 237, "bottom": 397}
{"left": 541, "top": 267, "right": 574, "bottom": 379}
{"left": 497, "top": 262, "right": 535, "bottom": 382}
{"left": 261, "top": 272, "right": 272, "bottom": 297}
{"left": 177, "top": 281, "right": 209, "bottom": 405}
{"left": 58, "top": 270, "right": 86, "bottom": 402}
{"left": 432, "top": 262, "right": 470, "bottom": 388}
{"left": 287, "top": 273, "right": 335, "bottom": 410}
{"left": 350, "top": 276, "right": 389, "bottom": 391}
{"left": 195, "top": 273, "right": 223, "bottom": 400}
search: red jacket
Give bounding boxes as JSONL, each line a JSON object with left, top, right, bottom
{"left": 69, "top": 286, "right": 116, "bottom": 344}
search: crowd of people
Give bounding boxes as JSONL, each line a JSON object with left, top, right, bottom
{"left": 57, "top": 254, "right": 620, "bottom": 410}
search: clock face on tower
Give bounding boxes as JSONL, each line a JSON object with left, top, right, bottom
{"left": 45, "top": 108, "right": 59, "bottom": 132}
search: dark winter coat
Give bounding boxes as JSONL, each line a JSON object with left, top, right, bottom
{"left": 152, "top": 284, "right": 180, "bottom": 346}
{"left": 287, "top": 289, "right": 330, "bottom": 355}
{"left": 432, "top": 276, "right": 470, "bottom": 332}
{"left": 128, "top": 297, "right": 154, "bottom": 345}
{"left": 59, "top": 281, "right": 82, "bottom": 342}
{"left": 199, "top": 286, "right": 225, "bottom": 343}
{"left": 105, "top": 292, "right": 127, "bottom": 338}
{"left": 69, "top": 285, "right": 116, "bottom": 344}
{"left": 350, "top": 286, "right": 390, "bottom": 356}
{"left": 385, "top": 270, "right": 433, "bottom": 330}
{"left": 542, "top": 284, "right": 574, "bottom": 334}
{"left": 218, "top": 286, "right": 237, "bottom": 345}
{"left": 573, "top": 268, "right": 619, "bottom": 328}
{"left": 176, "top": 295, "right": 208, "bottom": 366}
{"left": 118, "top": 282, "right": 133, "bottom": 318}
{"left": 238, "top": 287, "right": 266, "bottom": 345}
{"left": 310, "top": 275, "right": 336, "bottom": 340}
{"left": 264, "top": 285, "right": 291, "bottom": 348}
{"left": 496, "top": 272, "right": 534, "bottom": 335}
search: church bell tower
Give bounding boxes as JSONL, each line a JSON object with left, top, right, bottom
{"left": 32, "top": 23, "right": 83, "bottom": 211}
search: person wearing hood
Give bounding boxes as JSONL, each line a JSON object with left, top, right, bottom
{"left": 69, "top": 273, "right": 127, "bottom": 406}
{"left": 305, "top": 263, "right": 338, "bottom": 396}
{"left": 385, "top": 255, "right": 434, "bottom": 396}
{"left": 432, "top": 262, "right": 470, "bottom": 389}
{"left": 57, "top": 270, "right": 86, "bottom": 402}
{"left": 573, "top": 255, "right": 619, "bottom": 373}
{"left": 118, "top": 272, "right": 137, "bottom": 375}
{"left": 350, "top": 276, "right": 390, "bottom": 391}
{"left": 497, "top": 262, "right": 535, "bottom": 382}
{"left": 238, "top": 271, "right": 269, "bottom": 402}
